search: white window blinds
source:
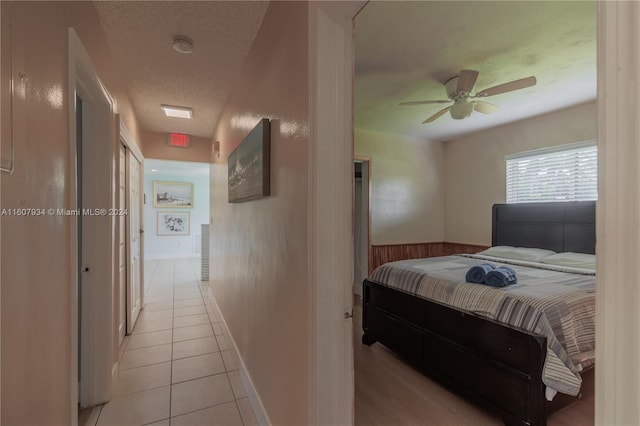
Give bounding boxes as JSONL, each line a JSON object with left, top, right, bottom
{"left": 506, "top": 141, "right": 598, "bottom": 203}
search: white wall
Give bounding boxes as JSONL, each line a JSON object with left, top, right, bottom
{"left": 208, "top": 3, "right": 310, "bottom": 424}
{"left": 354, "top": 102, "right": 597, "bottom": 248}
{"left": 444, "top": 101, "right": 598, "bottom": 245}
{"left": 355, "top": 127, "right": 445, "bottom": 245}
{"left": 0, "top": 3, "right": 143, "bottom": 423}
{"left": 144, "top": 166, "right": 209, "bottom": 259}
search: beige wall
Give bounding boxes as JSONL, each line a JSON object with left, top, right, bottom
{"left": 142, "top": 130, "right": 212, "bottom": 163}
{"left": 1, "top": 2, "right": 141, "bottom": 424}
{"left": 356, "top": 102, "right": 597, "bottom": 247}
{"left": 355, "top": 128, "right": 445, "bottom": 245}
{"left": 444, "top": 101, "right": 597, "bottom": 245}
{"left": 208, "top": 3, "right": 308, "bottom": 425}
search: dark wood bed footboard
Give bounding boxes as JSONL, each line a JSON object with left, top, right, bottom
{"left": 363, "top": 278, "right": 549, "bottom": 425}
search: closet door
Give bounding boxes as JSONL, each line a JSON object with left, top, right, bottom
{"left": 126, "top": 152, "right": 142, "bottom": 333}
{"left": 118, "top": 143, "right": 126, "bottom": 343}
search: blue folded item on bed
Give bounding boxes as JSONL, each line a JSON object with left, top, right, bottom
{"left": 465, "top": 263, "right": 496, "bottom": 284}
{"left": 485, "top": 266, "right": 518, "bottom": 287}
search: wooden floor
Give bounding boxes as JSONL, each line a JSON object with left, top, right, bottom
{"left": 353, "top": 298, "right": 594, "bottom": 426}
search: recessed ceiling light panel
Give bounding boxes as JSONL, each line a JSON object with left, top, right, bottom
{"left": 161, "top": 105, "right": 193, "bottom": 119}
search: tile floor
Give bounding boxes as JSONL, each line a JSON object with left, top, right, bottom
{"left": 85, "top": 258, "right": 258, "bottom": 426}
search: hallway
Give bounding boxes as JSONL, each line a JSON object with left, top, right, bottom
{"left": 83, "top": 258, "right": 258, "bottom": 426}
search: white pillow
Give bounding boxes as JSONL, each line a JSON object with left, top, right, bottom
{"left": 538, "top": 252, "right": 596, "bottom": 270}
{"left": 477, "top": 246, "right": 557, "bottom": 262}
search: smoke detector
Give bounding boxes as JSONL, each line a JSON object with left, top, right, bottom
{"left": 172, "top": 36, "right": 193, "bottom": 54}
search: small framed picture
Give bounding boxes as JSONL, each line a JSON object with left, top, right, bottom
{"left": 157, "top": 211, "right": 190, "bottom": 236}
{"left": 154, "top": 181, "right": 194, "bottom": 208}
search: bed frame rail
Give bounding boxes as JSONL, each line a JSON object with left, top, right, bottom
{"left": 363, "top": 279, "right": 547, "bottom": 425}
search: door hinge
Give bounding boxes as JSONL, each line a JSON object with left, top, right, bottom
{"left": 344, "top": 311, "right": 353, "bottom": 319}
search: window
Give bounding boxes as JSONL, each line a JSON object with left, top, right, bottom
{"left": 506, "top": 141, "right": 597, "bottom": 203}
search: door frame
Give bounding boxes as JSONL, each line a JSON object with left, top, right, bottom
{"left": 125, "top": 144, "right": 142, "bottom": 334}
{"left": 68, "top": 28, "right": 115, "bottom": 418}
{"left": 116, "top": 142, "right": 127, "bottom": 347}
{"left": 307, "top": 2, "right": 365, "bottom": 425}
{"left": 595, "top": 2, "right": 640, "bottom": 423}
{"left": 354, "top": 156, "right": 372, "bottom": 277}
{"left": 118, "top": 118, "right": 144, "bottom": 336}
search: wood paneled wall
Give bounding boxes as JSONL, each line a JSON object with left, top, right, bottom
{"left": 442, "top": 242, "right": 491, "bottom": 256}
{"left": 370, "top": 242, "right": 489, "bottom": 273}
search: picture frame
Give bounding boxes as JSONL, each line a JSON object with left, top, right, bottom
{"left": 157, "top": 211, "right": 190, "bottom": 236}
{"left": 228, "top": 118, "right": 271, "bottom": 203}
{"left": 154, "top": 181, "right": 194, "bottom": 208}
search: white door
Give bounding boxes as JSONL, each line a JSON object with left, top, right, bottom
{"left": 75, "top": 62, "right": 114, "bottom": 409}
{"left": 118, "top": 143, "right": 127, "bottom": 344}
{"left": 126, "top": 152, "right": 142, "bottom": 333}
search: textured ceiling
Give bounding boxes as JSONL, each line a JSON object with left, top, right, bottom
{"left": 355, "top": 1, "right": 597, "bottom": 142}
{"left": 94, "top": 1, "right": 269, "bottom": 138}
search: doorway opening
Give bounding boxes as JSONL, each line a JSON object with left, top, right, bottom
{"left": 142, "top": 159, "right": 210, "bottom": 292}
{"left": 70, "top": 27, "right": 116, "bottom": 415}
{"left": 351, "top": 1, "right": 598, "bottom": 425}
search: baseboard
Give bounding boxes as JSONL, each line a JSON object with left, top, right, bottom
{"left": 111, "top": 361, "right": 118, "bottom": 379}
{"left": 238, "top": 361, "right": 270, "bottom": 426}
{"left": 203, "top": 288, "right": 271, "bottom": 425}
{"left": 79, "top": 404, "right": 103, "bottom": 426}
{"left": 111, "top": 361, "right": 119, "bottom": 397}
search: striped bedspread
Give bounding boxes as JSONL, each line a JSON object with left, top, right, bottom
{"left": 369, "top": 254, "right": 595, "bottom": 396}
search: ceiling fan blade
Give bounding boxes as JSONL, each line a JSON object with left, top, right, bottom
{"left": 473, "top": 101, "right": 498, "bottom": 114}
{"left": 399, "top": 100, "right": 451, "bottom": 106}
{"left": 423, "top": 106, "right": 452, "bottom": 123}
{"left": 475, "top": 76, "right": 537, "bottom": 97}
{"left": 457, "top": 69, "right": 479, "bottom": 93}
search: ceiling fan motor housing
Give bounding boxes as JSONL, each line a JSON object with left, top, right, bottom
{"left": 445, "top": 76, "right": 475, "bottom": 119}
{"left": 445, "top": 76, "right": 472, "bottom": 100}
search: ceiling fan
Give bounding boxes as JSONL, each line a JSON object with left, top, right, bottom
{"left": 399, "top": 70, "right": 537, "bottom": 123}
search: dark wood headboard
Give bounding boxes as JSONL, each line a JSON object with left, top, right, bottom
{"left": 492, "top": 201, "right": 596, "bottom": 254}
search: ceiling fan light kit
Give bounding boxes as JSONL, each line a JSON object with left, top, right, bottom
{"left": 400, "top": 69, "right": 537, "bottom": 123}
{"left": 450, "top": 101, "right": 475, "bottom": 119}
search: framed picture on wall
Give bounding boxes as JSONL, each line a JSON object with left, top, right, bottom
{"left": 228, "top": 118, "right": 270, "bottom": 203}
{"left": 154, "top": 181, "right": 194, "bottom": 208}
{"left": 157, "top": 211, "right": 190, "bottom": 236}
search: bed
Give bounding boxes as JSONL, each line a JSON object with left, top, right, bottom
{"left": 361, "top": 201, "right": 596, "bottom": 426}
